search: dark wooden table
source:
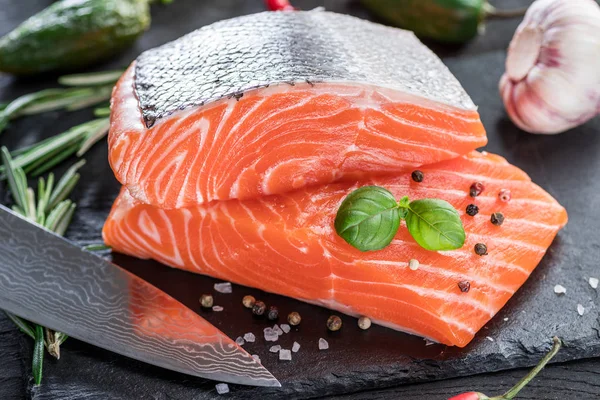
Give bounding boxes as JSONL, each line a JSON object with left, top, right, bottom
{"left": 1, "top": 1, "right": 599, "bottom": 399}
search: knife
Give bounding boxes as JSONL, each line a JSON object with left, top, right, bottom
{"left": 0, "top": 205, "right": 280, "bottom": 387}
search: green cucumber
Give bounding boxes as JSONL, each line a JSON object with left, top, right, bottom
{"left": 0, "top": 0, "right": 151, "bottom": 75}
{"left": 361, "top": 0, "right": 526, "bottom": 43}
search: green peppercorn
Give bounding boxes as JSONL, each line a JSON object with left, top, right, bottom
{"left": 200, "top": 294, "right": 213, "bottom": 308}
{"left": 466, "top": 204, "right": 479, "bottom": 216}
{"left": 252, "top": 300, "right": 266, "bottom": 316}
{"left": 242, "top": 295, "right": 256, "bottom": 309}
{"left": 327, "top": 315, "right": 342, "bottom": 331}
{"left": 411, "top": 170, "right": 424, "bottom": 182}
{"left": 288, "top": 311, "right": 301, "bottom": 326}
{"left": 491, "top": 212, "right": 504, "bottom": 226}
{"left": 267, "top": 306, "right": 279, "bottom": 320}
{"left": 474, "top": 243, "right": 488, "bottom": 256}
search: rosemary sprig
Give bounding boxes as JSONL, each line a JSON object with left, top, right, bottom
{"left": 0, "top": 117, "right": 109, "bottom": 179}
{"left": 1, "top": 148, "right": 84, "bottom": 385}
{"left": 0, "top": 69, "right": 121, "bottom": 136}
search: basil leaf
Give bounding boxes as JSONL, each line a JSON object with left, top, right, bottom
{"left": 405, "top": 199, "right": 465, "bottom": 251}
{"left": 334, "top": 186, "right": 401, "bottom": 251}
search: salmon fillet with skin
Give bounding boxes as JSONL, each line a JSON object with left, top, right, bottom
{"left": 108, "top": 10, "right": 487, "bottom": 208}
{"left": 103, "top": 152, "right": 567, "bottom": 347}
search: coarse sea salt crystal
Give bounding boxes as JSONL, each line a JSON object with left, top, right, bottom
{"left": 235, "top": 336, "right": 245, "bottom": 346}
{"left": 252, "top": 354, "right": 261, "bottom": 363}
{"left": 269, "top": 345, "right": 281, "bottom": 353}
{"left": 215, "top": 383, "right": 229, "bottom": 395}
{"left": 577, "top": 304, "right": 585, "bottom": 316}
{"left": 212, "top": 305, "right": 224, "bottom": 312}
{"left": 424, "top": 339, "right": 436, "bottom": 346}
{"left": 292, "top": 342, "right": 301, "bottom": 352}
{"left": 243, "top": 332, "right": 256, "bottom": 343}
{"left": 318, "top": 338, "right": 329, "bottom": 350}
{"left": 264, "top": 328, "right": 279, "bottom": 342}
{"left": 214, "top": 282, "right": 232, "bottom": 294}
{"left": 589, "top": 278, "right": 599, "bottom": 289}
{"left": 280, "top": 324, "right": 291, "bottom": 333}
{"left": 279, "top": 349, "right": 292, "bottom": 361}
{"left": 554, "top": 284, "right": 567, "bottom": 295}
{"left": 486, "top": 336, "right": 494, "bottom": 342}
{"left": 273, "top": 324, "right": 284, "bottom": 335}
{"left": 503, "top": 317, "right": 509, "bottom": 322}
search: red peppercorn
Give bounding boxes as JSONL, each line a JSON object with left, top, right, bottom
{"left": 458, "top": 281, "right": 471, "bottom": 293}
{"left": 448, "top": 392, "right": 488, "bottom": 400}
{"left": 265, "top": 0, "right": 295, "bottom": 11}
{"left": 469, "top": 182, "right": 484, "bottom": 197}
{"left": 498, "top": 189, "right": 511, "bottom": 202}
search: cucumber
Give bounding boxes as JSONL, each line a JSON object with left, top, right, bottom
{"left": 361, "top": 0, "right": 489, "bottom": 43}
{"left": 0, "top": 0, "right": 151, "bottom": 75}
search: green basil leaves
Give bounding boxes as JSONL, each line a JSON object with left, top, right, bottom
{"left": 335, "top": 186, "right": 465, "bottom": 252}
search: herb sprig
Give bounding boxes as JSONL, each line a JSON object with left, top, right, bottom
{"left": 335, "top": 186, "right": 466, "bottom": 252}
{"left": 1, "top": 147, "right": 84, "bottom": 385}
{"left": 0, "top": 69, "right": 121, "bottom": 136}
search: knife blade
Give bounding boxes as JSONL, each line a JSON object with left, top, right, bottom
{"left": 0, "top": 205, "right": 280, "bottom": 387}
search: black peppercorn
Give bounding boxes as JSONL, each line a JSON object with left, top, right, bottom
{"left": 411, "top": 170, "right": 424, "bottom": 183}
{"left": 267, "top": 306, "right": 279, "bottom": 320}
{"left": 458, "top": 281, "right": 471, "bottom": 293}
{"left": 469, "top": 182, "right": 485, "bottom": 197}
{"left": 466, "top": 204, "right": 479, "bottom": 216}
{"left": 491, "top": 212, "right": 505, "bottom": 226}
{"left": 474, "top": 243, "right": 488, "bottom": 256}
{"left": 252, "top": 300, "right": 266, "bottom": 316}
{"left": 327, "top": 315, "right": 342, "bottom": 331}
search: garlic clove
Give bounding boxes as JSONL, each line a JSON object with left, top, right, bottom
{"left": 500, "top": 0, "right": 600, "bottom": 134}
{"left": 506, "top": 25, "right": 543, "bottom": 82}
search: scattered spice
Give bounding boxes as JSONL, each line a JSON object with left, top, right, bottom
{"left": 215, "top": 383, "right": 230, "bottom": 395}
{"left": 458, "top": 281, "right": 471, "bottom": 293}
{"left": 358, "top": 316, "right": 371, "bottom": 330}
{"left": 243, "top": 332, "right": 256, "bottom": 343}
{"left": 288, "top": 312, "right": 302, "bottom": 326}
{"left": 486, "top": 336, "right": 495, "bottom": 342}
{"left": 577, "top": 304, "right": 585, "bottom": 316}
{"left": 498, "top": 189, "right": 511, "bottom": 202}
{"left": 469, "top": 182, "right": 484, "bottom": 197}
{"left": 200, "top": 294, "right": 214, "bottom": 308}
{"left": 411, "top": 170, "right": 424, "bottom": 182}
{"left": 267, "top": 306, "right": 279, "bottom": 320}
{"left": 273, "top": 324, "right": 284, "bottom": 336}
{"left": 408, "top": 259, "right": 419, "bottom": 270}
{"left": 554, "top": 284, "right": 567, "bottom": 295}
{"left": 474, "top": 243, "right": 488, "bottom": 256}
{"left": 327, "top": 315, "right": 342, "bottom": 331}
{"left": 280, "top": 323, "right": 291, "bottom": 333}
{"left": 235, "top": 336, "right": 245, "bottom": 346}
{"left": 252, "top": 300, "right": 266, "bottom": 316}
{"left": 491, "top": 212, "right": 505, "bottom": 226}
{"left": 212, "top": 305, "right": 224, "bottom": 312}
{"left": 465, "top": 204, "right": 479, "bottom": 216}
{"left": 589, "top": 277, "right": 598, "bottom": 289}
{"left": 265, "top": 0, "right": 295, "bottom": 11}
{"left": 269, "top": 345, "right": 281, "bottom": 353}
{"left": 279, "top": 349, "right": 292, "bottom": 361}
{"left": 252, "top": 354, "right": 261, "bottom": 363}
{"left": 214, "top": 282, "right": 232, "bottom": 294}
{"left": 263, "top": 327, "right": 279, "bottom": 342}
{"left": 318, "top": 338, "right": 329, "bottom": 350}
{"left": 292, "top": 341, "right": 301, "bottom": 352}
{"left": 242, "top": 295, "right": 256, "bottom": 308}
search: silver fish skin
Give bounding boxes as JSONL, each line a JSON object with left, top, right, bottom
{"left": 134, "top": 10, "right": 476, "bottom": 127}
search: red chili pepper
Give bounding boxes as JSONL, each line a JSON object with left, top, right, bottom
{"left": 448, "top": 337, "right": 561, "bottom": 400}
{"left": 265, "top": 0, "right": 295, "bottom": 11}
{"left": 448, "top": 392, "right": 488, "bottom": 400}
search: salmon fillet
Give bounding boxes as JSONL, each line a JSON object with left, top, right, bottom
{"left": 108, "top": 11, "right": 486, "bottom": 208}
{"left": 103, "top": 152, "right": 567, "bottom": 347}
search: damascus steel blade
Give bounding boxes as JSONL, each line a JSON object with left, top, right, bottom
{"left": 0, "top": 205, "right": 279, "bottom": 387}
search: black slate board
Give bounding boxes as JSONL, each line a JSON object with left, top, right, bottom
{"left": 1, "top": 0, "right": 600, "bottom": 399}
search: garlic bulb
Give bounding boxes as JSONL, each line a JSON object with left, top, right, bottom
{"left": 499, "top": 0, "right": 600, "bottom": 134}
